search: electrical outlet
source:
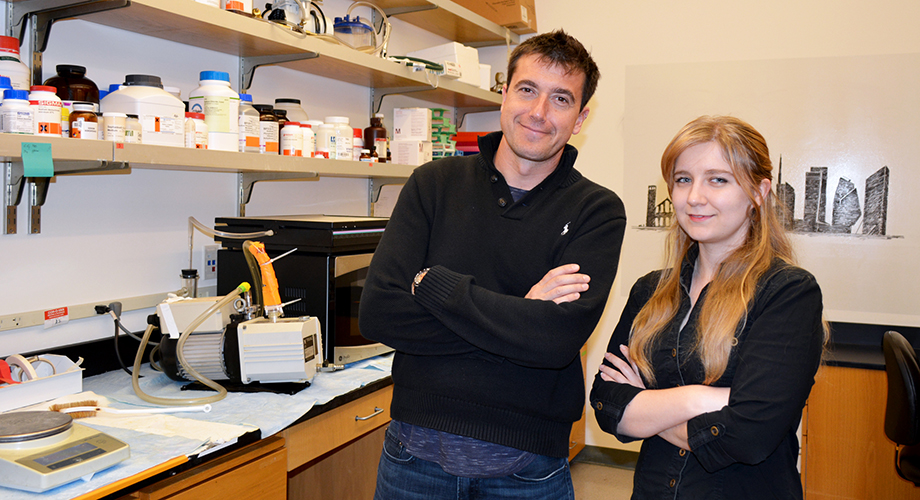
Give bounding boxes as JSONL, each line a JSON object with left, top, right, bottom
{"left": 204, "top": 245, "right": 219, "bottom": 280}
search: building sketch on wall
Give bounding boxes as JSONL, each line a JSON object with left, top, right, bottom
{"left": 640, "top": 160, "right": 895, "bottom": 237}
{"left": 776, "top": 159, "right": 894, "bottom": 237}
{"left": 641, "top": 185, "right": 673, "bottom": 229}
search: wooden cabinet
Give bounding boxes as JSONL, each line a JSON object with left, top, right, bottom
{"left": 802, "top": 365, "right": 920, "bottom": 499}
{"left": 284, "top": 384, "right": 394, "bottom": 499}
{"left": 116, "top": 436, "right": 287, "bottom": 500}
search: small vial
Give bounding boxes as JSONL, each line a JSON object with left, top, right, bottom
{"left": 359, "top": 148, "right": 378, "bottom": 163}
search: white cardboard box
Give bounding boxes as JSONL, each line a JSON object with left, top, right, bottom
{"left": 0, "top": 355, "right": 84, "bottom": 412}
{"left": 394, "top": 108, "right": 432, "bottom": 141}
{"left": 391, "top": 140, "right": 433, "bottom": 166}
{"left": 407, "top": 42, "right": 481, "bottom": 87}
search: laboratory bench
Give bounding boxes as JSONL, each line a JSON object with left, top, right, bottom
{"left": 801, "top": 323, "right": 920, "bottom": 499}
{"left": 1, "top": 355, "right": 395, "bottom": 500}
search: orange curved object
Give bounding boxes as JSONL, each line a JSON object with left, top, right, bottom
{"left": 246, "top": 241, "right": 282, "bottom": 308}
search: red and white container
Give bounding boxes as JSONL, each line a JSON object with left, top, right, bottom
{"left": 0, "top": 35, "right": 30, "bottom": 90}
{"left": 29, "top": 86, "right": 63, "bottom": 136}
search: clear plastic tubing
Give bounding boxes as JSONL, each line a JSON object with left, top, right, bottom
{"left": 131, "top": 283, "right": 250, "bottom": 406}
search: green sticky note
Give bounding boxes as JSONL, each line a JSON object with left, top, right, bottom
{"left": 22, "top": 142, "right": 54, "bottom": 177}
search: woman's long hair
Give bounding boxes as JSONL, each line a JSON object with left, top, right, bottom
{"left": 629, "top": 116, "right": 800, "bottom": 385}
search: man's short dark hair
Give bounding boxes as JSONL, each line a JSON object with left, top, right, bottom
{"left": 506, "top": 30, "right": 600, "bottom": 111}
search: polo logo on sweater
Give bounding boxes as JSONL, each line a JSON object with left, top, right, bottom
{"left": 561, "top": 222, "right": 570, "bottom": 235}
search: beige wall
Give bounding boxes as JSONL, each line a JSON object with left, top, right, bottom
{"left": 527, "top": 0, "right": 920, "bottom": 449}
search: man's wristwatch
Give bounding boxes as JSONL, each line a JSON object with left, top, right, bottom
{"left": 412, "top": 268, "right": 430, "bottom": 295}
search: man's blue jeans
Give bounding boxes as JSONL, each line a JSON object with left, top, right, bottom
{"left": 373, "top": 424, "right": 575, "bottom": 500}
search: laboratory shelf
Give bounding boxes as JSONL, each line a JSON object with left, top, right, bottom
{"left": 10, "top": 0, "right": 504, "bottom": 109}
{"left": 372, "top": 0, "right": 520, "bottom": 47}
{"left": 0, "top": 133, "right": 416, "bottom": 179}
{"left": 114, "top": 142, "right": 416, "bottom": 178}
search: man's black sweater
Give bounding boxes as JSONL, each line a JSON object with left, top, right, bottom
{"left": 359, "top": 132, "right": 626, "bottom": 457}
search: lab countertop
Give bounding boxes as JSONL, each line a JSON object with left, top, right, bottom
{"left": 1, "top": 354, "right": 394, "bottom": 500}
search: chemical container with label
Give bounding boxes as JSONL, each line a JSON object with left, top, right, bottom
{"left": 44, "top": 65, "right": 100, "bottom": 138}
{"left": 188, "top": 71, "right": 239, "bottom": 151}
{"left": 274, "top": 98, "right": 309, "bottom": 123}
{"left": 185, "top": 112, "right": 208, "bottom": 149}
{"left": 101, "top": 75, "right": 184, "bottom": 147}
{"left": 0, "top": 35, "right": 30, "bottom": 90}
{"left": 103, "top": 112, "right": 127, "bottom": 142}
{"left": 43, "top": 65, "right": 99, "bottom": 103}
{"left": 325, "top": 116, "right": 352, "bottom": 160}
{"left": 364, "top": 113, "right": 389, "bottom": 162}
{"left": 124, "top": 114, "right": 142, "bottom": 143}
{"left": 253, "top": 104, "right": 279, "bottom": 154}
{"left": 0, "top": 89, "right": 32, "bottom": 134}
{"left": 30, "top": 86, "right": 63, "bottom": 136}
{"left": 300, "top": 122, "right": 315, "bottom": 157}
{"left": 280, "top": 121, "right": 302, "bottom": 156}
{"left": 69, "top": 102, "right": 97, "bottom": 139}
{"left": 352, "top": 128, "right": 365, "bottom": 161}
{"left": 238, "top": 93, "right": 260, "bottom": 153}
{"left": 315, "top": 123, "right": 335, "bottom": 159}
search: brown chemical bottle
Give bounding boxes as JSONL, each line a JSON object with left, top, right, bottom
{"left": 364, "top": 112, "right": 389, "bottom": 163}
{"left": 43, "top": 65, "right": 99, "bottom": 103}
{"left": 273, "top": 108, "right": 288, "bottom": 150}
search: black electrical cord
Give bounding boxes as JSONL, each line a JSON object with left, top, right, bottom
{"left": 113, "top": 317, "right": 135, "bottom": 376}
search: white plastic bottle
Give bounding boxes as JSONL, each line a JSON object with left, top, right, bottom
{"left": 0, "top": 89, "right": 33, "bottom": 134}
{"left": 0, "top": 36, "right": 30, "bottom": 90}
{"left": 238, "top": 93, "right": 260, "bottom": 153}
{"left": 280, "top": 121, "right": 302, "bottom": 156}
{"left": 300, "top": 122, "right": 315, "bottom": 158}
{"left": 315, "top": 123, "right": 335, "bottom": 159}
{"left": 188, "top": 71, "right": 239, "bottom": 152}
{"left": 325, "top": 116, "right": 352, "bottom": 160}
{"left": 274, "top": 98, "right": 309, "bottom": 123}
{"left": 100, "top": 75, "right": 185, "bottom": 147}
{"left": 29, "top": 85, "right": 63, "bottom": 136}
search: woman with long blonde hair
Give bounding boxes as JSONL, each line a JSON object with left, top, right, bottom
{"left": 591, "top": 115, "right": 828, "bottom": 499}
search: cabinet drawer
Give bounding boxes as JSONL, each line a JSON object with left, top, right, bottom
{"left": 120, "top": 436, "right": 286, "bottom": 500}
{"left": 282, "top": 384, "right": 393, "bottom": 471}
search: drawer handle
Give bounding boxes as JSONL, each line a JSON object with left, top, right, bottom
{"left": 356, "top": 407, "right": 384, "bottom": 421}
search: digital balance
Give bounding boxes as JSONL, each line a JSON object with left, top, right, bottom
{"left": 0, "top": 411, "right": 129, "bottom": 492}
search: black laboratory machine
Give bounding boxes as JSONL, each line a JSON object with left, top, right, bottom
{"left": 215, "top": 215, "right": 391, "bottom": 368}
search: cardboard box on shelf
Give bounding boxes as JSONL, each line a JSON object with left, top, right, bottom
{"left": 391, "top": 140, "right": 433, "bottom": 166}
{"left": 407, "top": 42, "right": 481, "bottom": 87}
{"left": 453, "top": 0, "right": 537, "bottom": 34}
{"left": 394, "top": 107, "right": 433, "bottom": 141}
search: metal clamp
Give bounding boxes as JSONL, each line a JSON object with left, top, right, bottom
{"left": 355, "top": 406, "right": 384, "bottom": 421}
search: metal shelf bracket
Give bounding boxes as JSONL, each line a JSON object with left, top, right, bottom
{"left": 237, "top": 171, "right": 319, "bottom": 216}
{"left": 240, "top": 52, "right": 320, "bottom": 93}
